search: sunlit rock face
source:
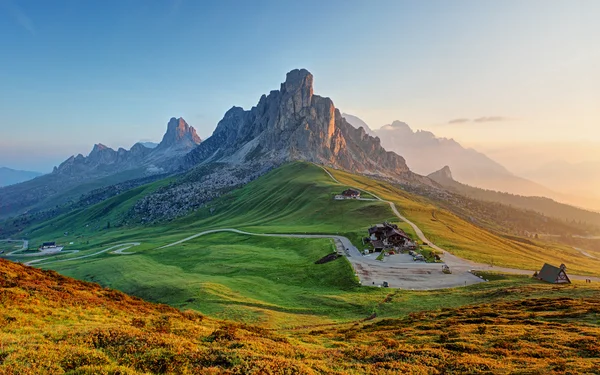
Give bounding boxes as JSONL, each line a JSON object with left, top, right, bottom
{"left": 185, "top": 69, "right": 410, "bottom": 177}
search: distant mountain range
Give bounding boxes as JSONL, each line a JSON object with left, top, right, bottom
{"left": 54, "top": 117, "right": 200, "bottom": 178}
{"left": 341, "top": 115, "right": 591, "bottom": 207}
{"left": 523, "top": 160, "right": 600, "bottom": 200}
{"left": 136, "top": 141, "right": 159, "bottom": 149}
{"left": 340, "top": 113, "right": 376, "bottom": 136}
{"left": 1, "top": 68, "right": 595, "bottom": 229}
{"left": 0, "top": 118, "right": 201, "bottom": 218}
{"left": 428, "top": 165, "right": 600, "bottom": 228}
{"left": 0, "top": 167, "right": 42, "bottom": 187}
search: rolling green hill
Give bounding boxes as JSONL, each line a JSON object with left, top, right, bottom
{"left": 4, "top": 162, "right": 600, "bottom": 328}
{"left": 325, "top": 166, "right": 600, "bottom": 274}
{"left": 429, "top": 166, "right": 600, "bottom": 229}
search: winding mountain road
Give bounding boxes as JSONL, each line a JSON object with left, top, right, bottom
{"left": 315, "top": 164, "right": 600, "bottom": 283}
{"left": 23, "top": 243, "right": 141, "bottom": 266}
{"left": 4, "top": 165, "right": 599, "bottom": 287}
{"left": 0, "top": 239, "right": 28, "bottom": 254}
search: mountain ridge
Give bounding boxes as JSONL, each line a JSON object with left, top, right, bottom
{"left": 0, "top": 118, "right": 201, "bottom": 218}
{"left": 184, "top": 69, "right": 416, "bottom": 180}
{"left": 53, "top": 117, "right": 200, "bottom": 177}
{"left": 0, "top": 167, "right": 42, "bottom": 187}
{"left": 428, "top": 165, "right": 600, "bottom": 228}
{"left": 343, "top": 114, "right": 567, "bottom": 199}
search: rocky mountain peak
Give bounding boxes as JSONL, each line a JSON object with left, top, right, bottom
{"left": 185, "top": 69, "right": 411, "bottom": 178}
{"left": 91, "top": 143, "right": 110, "bottom": 153}
{"left": 158, "top": 117, "right": 201, "bottom": 149}
{"left": 381, "top": 120, "right": 413, "bottom": 133}
{"left": 342, "top": 113, "right": 376, "bottom": 136}
{"left": 439, "top": 166, "right": 453, "bottom": 180}
{"left": 428, "top": 165, "right": 455, "bottom": 182}
{"left": 280, "top": 69, "right": 313, "bottom": 110}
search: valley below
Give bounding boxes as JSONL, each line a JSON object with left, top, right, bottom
{"left": 4, "top": 163, "right": 600, "bottom": 327}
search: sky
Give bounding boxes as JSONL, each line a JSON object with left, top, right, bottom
{"left": 0, "top": 0, "right": 599, "bottom": 172}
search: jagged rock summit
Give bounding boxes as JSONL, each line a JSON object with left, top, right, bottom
{"left": 185, "top": 69, "right": 410, "bottom": 177}
{"left": 342, "top": 113, "right": 376, "bottom": 136}
{"left": 53, "top": 117, "right": 201, "bottom": 176}
{"left": 428, "top": 165, "right": 454, "bottom": 183}
{"left": 157, "top": 117, "right": 202, "bottom": 151}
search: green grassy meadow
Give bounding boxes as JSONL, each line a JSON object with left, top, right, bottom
{"left": 328, "top": 167, "right": 600, "bottom": 275}
{"left": 4, "top": 162, "right": 600, "bottom": 328}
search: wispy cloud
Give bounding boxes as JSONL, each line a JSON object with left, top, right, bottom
{"left": 2, "top": 0, "right": 35, "bottom": 35}
{"left": 448, "top": 118, "right": 470, "bottom": 124}
{"left": 473, "top": 116, "right": 507, "bottom": 123}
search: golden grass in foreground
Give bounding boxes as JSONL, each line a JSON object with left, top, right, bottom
{"left": 2, "top": 258, "right": 600, "bottom": 374}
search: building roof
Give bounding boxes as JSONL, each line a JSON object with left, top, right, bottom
{"left": 537, "top": 263, "right": 571, "bottom": 283}
{"left": 342, "top": 189, "right": 360, "bottom": 196}
{"left": 371, "top": 240, "right": 384, "bottom": 249}
{"left": 369, "top": 222, "right": 396, "bottom": 231}
{"left": 384, "top": 228, "right": 411, "bottom": 241}
{"left": 42, "top": 242, "right": 55, "bottom": 247}
{"left": 368, "top": 224, "right": 385, "bottom": 235}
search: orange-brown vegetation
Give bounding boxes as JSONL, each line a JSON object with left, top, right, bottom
{"left": 1, "top": 258, "right": 600, "bottom": 374}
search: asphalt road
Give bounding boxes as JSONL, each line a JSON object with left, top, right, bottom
{"left": 314, "top": 164, "right": 600, "bottom": 283}
{"left": 3, "top": 165, "right": 599, "bottom": 287}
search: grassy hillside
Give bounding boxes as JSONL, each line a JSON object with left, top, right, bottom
{"left": 48, "top": 233, "right": 373, "bottom": 327}
{"left": 432, "top": 172, "right": 600, "bottom": 229}
{"left": 5, "top": 163, "right": 401, "bottom": 327}
{"left": 0, "top": 167, "right": 151, "bottom": 220}
{"left": 23, "top": 162, "right": 408, "bottom": 249}
{"left": 2, "top": 258, "right": 600, "bottom": 374}
{"left": 4, "top": 162, "right": 600, "bottom": 329}
{"left": 327, "top": 167, "right": 600, "bottom": 275}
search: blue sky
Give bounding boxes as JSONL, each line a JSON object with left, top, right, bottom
{"left": 1, "top": 0, "right": 599, "bottom": 171}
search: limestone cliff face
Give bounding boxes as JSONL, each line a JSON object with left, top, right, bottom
{"left": 185, "top": 69, "right": 410, "bottom": 177}
{"left": 156, "top": 117, "right": 201, "bottom": 151}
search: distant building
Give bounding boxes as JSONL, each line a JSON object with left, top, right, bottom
{"left": 341, "top": 189, "right": 360, "bottom": 199}
{"left": 383, "top": 227, "right": 411, "bottom": 246}
{"left": 41, "top": 242, "right": 56, "bottom": 249}
{"left": 536, "top": 263, "right": 571, "bottom": 284}
{"left": 368, "top": 223, "right": 397, "bottom": 240}
{"left": 368, "top": 222, "right": 411, "bottom": 246}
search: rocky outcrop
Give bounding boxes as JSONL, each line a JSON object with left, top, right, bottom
{"left": 184, "top": 69, "right": 410, "bottom": 178}
{"left": 128, "top": 163, "right": 272, "bottom": 223}
{"left": 1, "top": 118, "right": 201, "bottom": 218}
{"left": 156, "top": 117, "right": 201, "bottom": 152}
{"left": 428, "top": 166, "right": 454, "bottom": 183}
{"left": 342, "top": 113, "right": 376, "bottom": 136}
{"left": 53, "top": 117, "right": 201, "bottom": 178}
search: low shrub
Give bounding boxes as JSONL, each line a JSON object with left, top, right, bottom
{"left": 60, "top": 348, "right": 111, "bottom": 371}
{"left": 206, "top": 325, "right": 237, "bottom": 342}
{"left": 181, "top": 309, "right": 204, "bottom": 322}
{"left": 152, "top": 315, "right": 171, "bottom": 333}
{"left": 130, "top": 317, "right": 146, "bottom": 328}
{"left": 136, "top": 348, "right": 190, "bottom": 374}
{"left": 65, "top": 364, "right": 139, "bottom": 375}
